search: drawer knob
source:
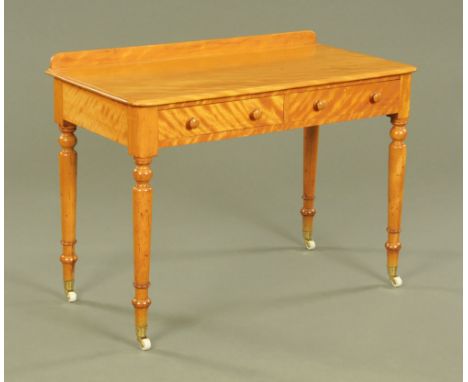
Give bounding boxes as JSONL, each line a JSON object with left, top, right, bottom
{"left": 314, "top": 100, "right": 328, "bottom": 111}
{"left": 370, "top": 92, "right": 382, "bottom": 103}
{"left": 250, "top": 108, "right": 263, "bottom": 121}
{"left": 186, "top": 117, "right": 199, "bottom": 130}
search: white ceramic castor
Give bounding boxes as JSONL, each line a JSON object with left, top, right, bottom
{"left": 67, "top": 291, "right": 78, "bottom": 302}
{"left": 138, "top": 338, "right": 152, "bottom": 351}
{"left": 390, "top": 276, "right": 403, "bottom": 288}
{"left": 304, "top": 239, "right": 316, "bottom": 250}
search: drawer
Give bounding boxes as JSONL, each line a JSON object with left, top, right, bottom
{"left": 158, "top": 96, "right": 283, "bottom": 140}
{"left": 285, "top": 80, "right": 400, "bottom": 125}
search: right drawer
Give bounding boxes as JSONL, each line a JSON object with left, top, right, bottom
{"left": 285, "top": 80, "right": 401, "bottom": 125}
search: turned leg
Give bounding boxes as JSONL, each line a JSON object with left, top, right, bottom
{"left": 386, "top": 116, "right": 408, "bottom": 287}
{"left": 132, "top": 157, "right": 153, "bottom": 350}
{"left": 58, "top": 123, "right": 78, "bottom": 302}
{"left": 301, "top": 126, "right": 320, "bottom": 250}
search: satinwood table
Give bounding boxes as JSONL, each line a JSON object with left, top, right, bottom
{"left": 46, "top": 31, "right": 416, "bottom": 350}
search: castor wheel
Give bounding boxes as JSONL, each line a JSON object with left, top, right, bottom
{"left": 66, "top": 291, "right": 78, "bottom": 302}
{"left": 136, "top": 327, "right": 152, "bottom": 350}
{"left": 138, "top": 337, "right": 152, "bottom": 351}
{"left": 304, "top": 239, "right": 316, "bottom": 250}
{"left": 64, "top": 280, "right": 77, "bottom": 302}
{"left": 389, "top": 276, "right": 403, "bottom": 288}
{"left": 388, "top": 266, "right": 403, "bottom": 288}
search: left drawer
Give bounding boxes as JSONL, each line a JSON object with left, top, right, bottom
{"left": 157, "top": 96, "right": 284, "bottom": 140}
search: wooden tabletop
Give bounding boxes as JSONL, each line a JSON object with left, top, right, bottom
{"left": 46, "top": 31, "right": 416, "bottom": 107}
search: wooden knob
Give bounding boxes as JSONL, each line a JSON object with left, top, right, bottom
{"left": 186, "top": 117, "right": 199, "bottom": 130}
{"left": 370, "top": 92, "right": 382, "bottom": 103}
{"left": 250, "top": 108, "right": 262, "bottom": 121}
{"left": 314, "top": 100, "right": 328, "bottom": 111}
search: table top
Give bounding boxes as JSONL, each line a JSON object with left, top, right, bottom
{"left": 47, "top": 31, "right": 416, "bottom": 107}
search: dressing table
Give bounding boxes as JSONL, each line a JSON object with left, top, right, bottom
{"left": 46, "top": 31, "right": 416, "bottom": 350}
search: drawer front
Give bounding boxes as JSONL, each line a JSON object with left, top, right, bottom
{"left": 285, "top": 80, "right": 400, "bottom": 125}
{"left": 158, "top": 96, "right": 283, "bottom": 140}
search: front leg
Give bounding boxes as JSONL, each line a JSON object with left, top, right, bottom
{"left": 386, "top": 116, "right": 408, "bottom": 287}
{"left": 132, "top": 157, "right": 153, "bottom": 350}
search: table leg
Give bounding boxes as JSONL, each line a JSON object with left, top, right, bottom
{"left": 58, "top": 122, "right": 78, "bottom": 302}
{"left": 301, "top": 126, "right": 320, "bottom": 250}
{"left": 386, "top": 116, "right": 408, "bottom": 287}
{"left": 132, "top": 157, "right": 153, "bottom": 350}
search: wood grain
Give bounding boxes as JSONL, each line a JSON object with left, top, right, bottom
{"left": 156, "top": 78, "right": 401, "bottom": 148}
{"left": 61, "top": 80, "right": 128, "bottom": 146}
{"left": 127, "top": 106, "right": 158, "bottom": 157}
{"left": 158, "top": 95, "right": 283, "bottom": 141}
{"left": 49, "top": 31, "right": 316, "bottom": 69}
{"left": 285, "top": 80, "right": 400, "bottom": 125}
{"left": 158, "top": 124, "right": 285, "bottom": 148}
{"left": 46, "top": 31, "right": 415, "bottom": 106}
